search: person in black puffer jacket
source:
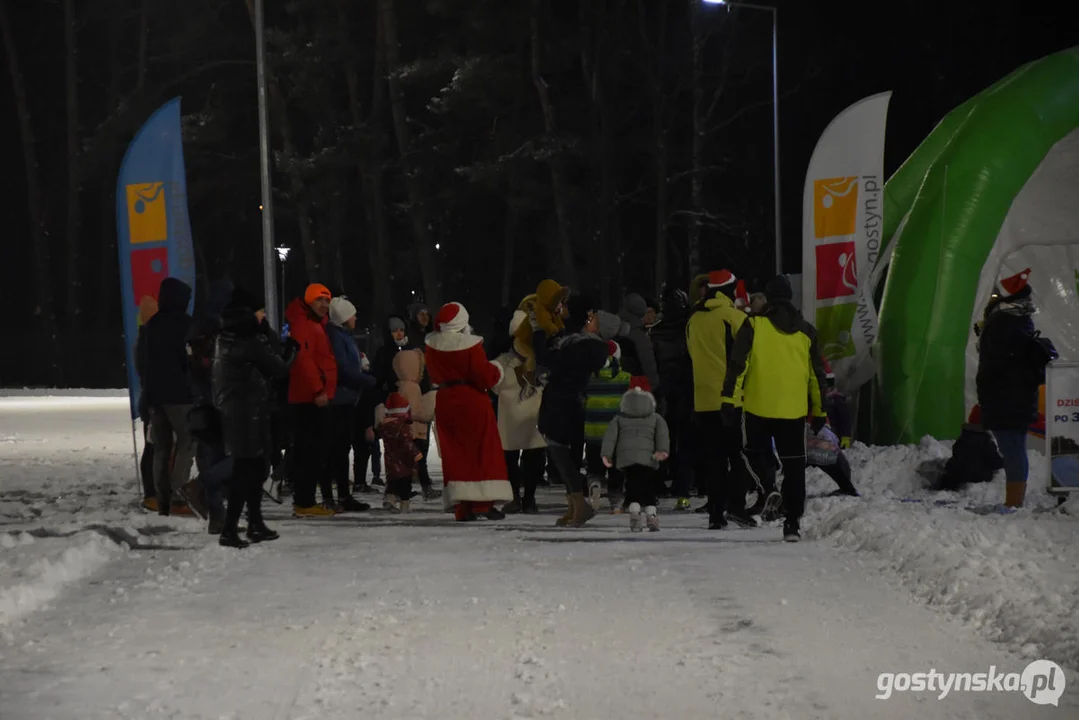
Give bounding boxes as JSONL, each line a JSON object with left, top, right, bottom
{"left": 975, "top": 270, "right": 1056, "bottom": 508}
{"left": 213, "top": 287, "right": 298, "bottom": 548}
{"left": 135, "top": 277, "right": 196, "bottom": 515}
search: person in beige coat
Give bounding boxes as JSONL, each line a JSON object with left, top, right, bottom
{"left": 391, "top": 349, "right": 439, "bottom": 500}
{"left": 493, "top": 312, "right": 547, "bottom": 513}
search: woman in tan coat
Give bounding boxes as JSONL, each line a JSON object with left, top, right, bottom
{"left": 493, "top": 312, "right": 547, "bottom": 513}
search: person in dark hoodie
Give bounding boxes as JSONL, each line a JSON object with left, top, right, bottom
{"left": 534, "top": 307, "right": 622, "bottom": 527}
{"left": 406, "top": 303, "right": 432, "bottom": 350}
{"left": 135, "top": 277, "right": 197, "bottom": 516}
{"left": 373, "top": 316, "right": 411, "bottom": 398}
{"left": 326, "top": 296, "right": 377, "bottom": 512}
{"left": 186, "top": 276, "right": 235, "bottom": 531}
{"left": 721, "top": 275, "right": 828, "bottom": 542}
{"left": 212, "top": 287, "right": 298, "bottom": 547}
{"left": 619, "top": 293, "right": 661, "bottom": 395}
{"left": 649, "top": 287, "right": 696, "bottom": 508}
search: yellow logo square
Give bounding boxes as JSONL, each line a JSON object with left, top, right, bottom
{"left": 813, "top": 177, "right": 858, "bottom": 239}
{"left": 126, "top": 182, "right": 167, "bottom": 244}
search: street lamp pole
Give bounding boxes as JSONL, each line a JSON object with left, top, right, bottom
{"left": 703, "top": 0, "right": 781, "bottom": 275}
{"left": 254, "top": 0, "right": 279, "bottom": 329}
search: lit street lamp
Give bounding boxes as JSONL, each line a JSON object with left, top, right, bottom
{"left": 275, "top": 246, "right": 290, "bottom": 327}
{"left": 703, "top": 0, "right": 782, "bottom": 275}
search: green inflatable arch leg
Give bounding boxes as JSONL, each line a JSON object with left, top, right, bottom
{"left": 874, "top": 47, "right": 1079, "bottom": 444}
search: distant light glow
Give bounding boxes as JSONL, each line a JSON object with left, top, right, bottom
{"left": 435, "top": 243, "right": 441, "bottom": 250}
{"left": 275, "top": 246, "right": 290, "bottom": 262}
{"left": 259, "top": 204, "right": 264, "bottom": 210}
{"left": 702, "top": 0, "right": 725, "bottom": 4}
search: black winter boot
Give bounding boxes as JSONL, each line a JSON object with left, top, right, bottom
{"left": 219, "top": 529, "right": 250, "bottom": 548}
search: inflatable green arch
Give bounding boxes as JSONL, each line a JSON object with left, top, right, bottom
{"left": 872, "top": 47, "right": 1079, "bottom": 444}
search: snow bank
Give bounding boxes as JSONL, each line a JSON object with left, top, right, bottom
{"left": 0, "top": 388, "right": 129, "bottom": 398}
{"left": 808, "top": 438, "right": 1078, "bottom": 671}
{"left": 0, "top": 532, "right": 121, "bottom": 626}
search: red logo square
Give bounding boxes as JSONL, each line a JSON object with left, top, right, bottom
{"left": 815, "top": 242, "right": 857, "bottom": 300}
{"left": 131, "top": 247, "right": 170, "bottom": 307}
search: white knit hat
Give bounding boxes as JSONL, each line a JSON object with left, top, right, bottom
{"left": 329, "top": 297, "right": 357, "bottom": 326}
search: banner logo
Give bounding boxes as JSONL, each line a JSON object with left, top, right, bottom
{"left": 816, "top": 241, "right": 858, "bottom": 300}
{"left": 126, "top": 182, "right": 168, "bottom": 244}
{"left": 814, "top": 177, "right": 859, "bottom": 239}
{"left": 816, "top": 304, "right": 857, "bottom": 360}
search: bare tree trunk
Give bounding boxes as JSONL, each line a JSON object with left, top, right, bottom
{"left": 641, "top": 0, "right": 668, "bottom": 297}
{"left": 597, "top": 3, "right": 622, "bottom": 306}
{"left": 687, "top": 0, "right": 703, "bottom": 283}
{"left": 65, "top": 0, "right": 81, "bottom": 324}
{"left": 2, "top": 0, "right": 61, "bottom": 383}
{"left": 378, "top": 0, "right": 441, "bottom": 310}
{"left": 137, "top": 0, "right": 149, "bottom": 91}
{"left": 500, "top": 201, "right": 519, "bottom": 308}
{"left": 346, "top": 5, "right": 392, "bottom": 324}
{"left": 530, "top": 0, "right": 577, "bottom": 288}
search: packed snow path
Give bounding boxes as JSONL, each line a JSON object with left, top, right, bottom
{"left": 1, "top": 394, "right": 1075, "bottom": 719}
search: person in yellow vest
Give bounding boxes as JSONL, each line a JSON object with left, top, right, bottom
{"left": 686, "top": 269, "right": 754, "bottom": 529}
{"left": 721, "top": 275, "right": 828, "bottom": 542}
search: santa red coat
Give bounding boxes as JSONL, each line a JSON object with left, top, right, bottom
{"left": 425, "top": 330, "right": 512, "bottom": 504}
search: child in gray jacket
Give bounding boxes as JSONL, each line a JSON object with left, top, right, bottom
{"left": 601, "top": 385, "right": 670, "bottom": 531}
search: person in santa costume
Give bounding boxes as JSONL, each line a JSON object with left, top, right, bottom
{"left": 425, "top": 302, "right": 513, "bottom": 521}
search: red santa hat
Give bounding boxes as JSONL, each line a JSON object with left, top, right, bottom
{"left": 435, "top": 302, "right": 470, "bottom": 334}
{"left": 629, "top": 376, "right": 652, "bottom": 393}
{"left": 707, "top": 269, "right": 737, "bottom": 289}
{"left": 384, "top": 392, "right": 410, "bottom": 416}
{"left": 733, "top": 279, "right": 750, "bottom": 309}
{"left": 998, "top": 268, "right": 1032, "bottom": 298}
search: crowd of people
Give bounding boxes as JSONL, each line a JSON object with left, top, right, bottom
{"left": 133, "top": 269, "right": 862, "bottom": 548}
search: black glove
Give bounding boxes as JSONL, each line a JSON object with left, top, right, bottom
{"left": 720, "top": 403, "right": 741, "bottom": 430}
{"left": 810, "top": 414, "right": 828, "bottom": 434}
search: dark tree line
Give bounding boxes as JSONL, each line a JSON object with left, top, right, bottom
{"left": 4, "top": 0, "right": 798, "bottom": 387}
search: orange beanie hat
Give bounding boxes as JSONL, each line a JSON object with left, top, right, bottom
{"left": 304, "top": 283, "right": 332, "bottom": 305}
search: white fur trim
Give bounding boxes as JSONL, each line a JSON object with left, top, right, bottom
{"left": 384, "top": 406, "right": 410, "bottom": 416}
{"left": 488, "top": 360, "right": 505, "bottom": 387}
{"left": 610, "top": 341, "right": 621, "bottom": 361}
{"left": 425, "top": 330, "right": 483, "bottom": 352}
{"left": 444, "top": 479, "right": 514, "bottom": 503}
{"left": 436, "top": 302, "right": 470, "bottom": 333}
{"left": 509, "top": 310, "right": 528, "bottom": 336}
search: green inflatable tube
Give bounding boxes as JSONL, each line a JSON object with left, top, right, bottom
{"left": 875, "top": 47, "right": 1079, "bottom": 444}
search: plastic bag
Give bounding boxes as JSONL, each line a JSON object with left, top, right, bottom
{"left": 806, "top": 425, "right": 839, "bottom": 467}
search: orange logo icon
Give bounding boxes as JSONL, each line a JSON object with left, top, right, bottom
{"left": 813, "top": 177, "right": 858, "bottom": 239}
{"left": 126, "top": 182, "right": 168, "bottom": 244}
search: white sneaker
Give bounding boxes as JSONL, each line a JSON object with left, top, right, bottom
{"left": 645, "top": 505, "right": 659, "bottom": 532}
{"left": 628, "top": 502, "right": 643, "bottom": 532}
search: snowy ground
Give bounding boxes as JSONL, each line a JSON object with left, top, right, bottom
{"left": 0, "top": 393, "right": 1076, "bottom": 719}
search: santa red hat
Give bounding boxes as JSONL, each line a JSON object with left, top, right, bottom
{"left": 384, "top": 392, "right": 410, "bottom": 416}
{"left": 435, "top": 302, "right": 470, "bottom": 333}
{"left": 629, "top": 376, "right": 652, "bottom": 393}
{"left": 707, "top": 270, "right": 737, "bottom": 289}
{"left": 998, "top": 268, "right": 1032, "bottom": 298}
{"left": 734, "top": 279, "right": 750, "bottom": 308}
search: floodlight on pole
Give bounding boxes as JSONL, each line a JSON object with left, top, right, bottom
{"left": 275, "top": 246, "right": 290, "bottom": 262}
{"left": 701, "top": 0, "right": 782, "bottom": 274}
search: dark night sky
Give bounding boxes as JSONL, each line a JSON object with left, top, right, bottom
{"left": 1, "top": 0, "right": 1076, "bottom": 346}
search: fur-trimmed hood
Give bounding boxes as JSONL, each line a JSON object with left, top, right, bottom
{"left": 620, "top": 387, "right": 656, "bottom": 418}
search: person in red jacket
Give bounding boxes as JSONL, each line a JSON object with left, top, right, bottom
{"left": 285, "top": 283, "right": 339, "bottom": 517}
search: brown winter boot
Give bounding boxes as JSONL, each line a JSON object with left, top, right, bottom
{"left": 1005, "top": 482, "right": 1026, "bottom": 508}
{"left": 568, "top": 492, "right": 596, "bottom": 527}
{"left": 555, "top": 494, "right": 574, "bottom": 527}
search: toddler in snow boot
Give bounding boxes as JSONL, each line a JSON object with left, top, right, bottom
{"left": 601, "top": 385, "right": 670, "bottom": 532}
{"left": 376, "top": 392, "right": 424, "bottom": 513}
